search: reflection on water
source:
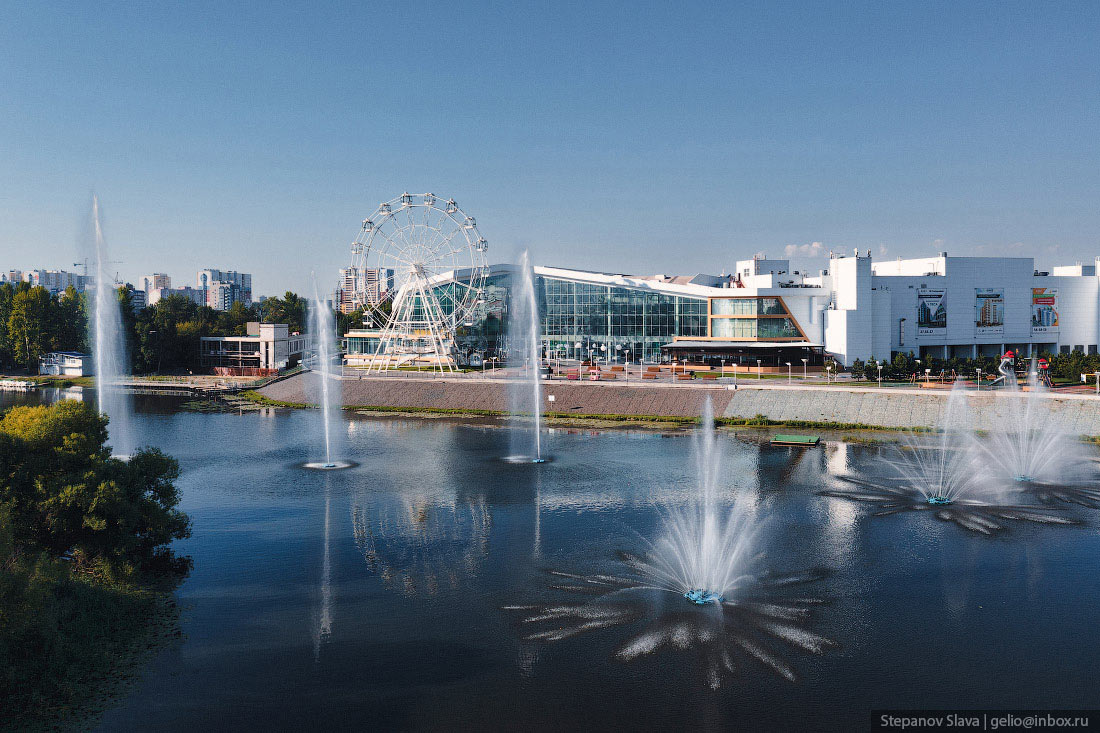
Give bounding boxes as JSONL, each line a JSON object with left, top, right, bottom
{"left": 351, "top": 490, "right": 491, "bottom": 596}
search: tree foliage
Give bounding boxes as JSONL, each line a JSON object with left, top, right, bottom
{"left": 0, "top": 401, "right": 190, "bottom": 577}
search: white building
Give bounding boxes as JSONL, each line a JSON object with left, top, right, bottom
{"left": 39, "top": 352, "right": 93, "bottom": 377}
{"left": 199, "top": 322, "right": 309, "bottom": 375}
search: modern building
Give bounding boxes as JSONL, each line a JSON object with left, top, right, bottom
{"left": 199, "top": 322, "right": 309, "bottom": 375}
{"left": 38, "top": 351, "right": 93, "bottom": 376}
{"left": 197, "top": 269, "right": 252, "bottom": 310}
{"left": 344, "top": 252, "right": 1100, "bottom": 368}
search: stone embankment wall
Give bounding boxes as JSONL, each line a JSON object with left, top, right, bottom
{"left": 257, "top": 372, "right": 1100, "bottom": 434}
{"left": 258, "top": 372, "right": 732, "bottom": 418}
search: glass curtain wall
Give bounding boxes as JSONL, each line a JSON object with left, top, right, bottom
{"left": 436, "top": 271, "right": 708, "bottom": 363}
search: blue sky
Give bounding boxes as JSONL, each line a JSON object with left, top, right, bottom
{"left": 2, "top": 1, "right": 1099, "bottom": 295}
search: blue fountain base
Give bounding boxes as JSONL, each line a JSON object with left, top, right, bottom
{"left": 684, "top": 589, "right": 724, "bottom": 605}
{"left": 1013, "top": 475, "right": 1036, "bottom": 483}
{"left": 927, "top": 496, "right": 951, "bottom": 506}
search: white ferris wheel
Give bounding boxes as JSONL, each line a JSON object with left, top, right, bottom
{"left": 350, "top": 192, "right": 488, "bottom": 372}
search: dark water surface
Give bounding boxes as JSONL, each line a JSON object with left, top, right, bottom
{"left": 5, "top": 392, "right": 1099, "bottom": 731}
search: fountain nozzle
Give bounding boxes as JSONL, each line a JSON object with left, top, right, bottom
{"left": 684, "top": 589, "right": 724, "bottom": 606}
{"left": 927, "top": 495, "right": 951, "bottom": 505}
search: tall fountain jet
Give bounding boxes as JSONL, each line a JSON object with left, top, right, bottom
{"left": 506, "top": 250, "right": 545, "bottom": 463}
{"left": 305, "top": 285, "right": 347, "bottom": 470}
{"left": 90, "top": 197, "right": 134, "bottom": 456}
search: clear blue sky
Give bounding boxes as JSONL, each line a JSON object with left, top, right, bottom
{"left": 2, "top": 1, "right": 1099, "bottom": 296}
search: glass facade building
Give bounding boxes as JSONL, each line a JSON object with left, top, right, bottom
{"left": 343, "top": 265, "right": 821, "bottom": 366}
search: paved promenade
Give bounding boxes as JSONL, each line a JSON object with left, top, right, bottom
{"left": 258, "top": 371, "right": 1100, "bottom": 434}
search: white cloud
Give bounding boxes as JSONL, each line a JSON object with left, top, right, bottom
{"left": 783, "top": 239, "right": 827, "bottom": 256}
{"left": 784, "top": 241, "right": 826, "bottom": 258}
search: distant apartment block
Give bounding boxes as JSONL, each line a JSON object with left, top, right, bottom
{"left": 27, "top": 269, "right": 89, "bottom": 294}
{"left": 2, "top": 270, "right": 24, "bottom": 284}
{"left": 140, "top": 273, "right": 171, "bottom": 295}
{"left": 336, "top": 266, "right": 394, "bottom": 313}
{"left": 197, "top": 269, "right": 252, "bottom": 310}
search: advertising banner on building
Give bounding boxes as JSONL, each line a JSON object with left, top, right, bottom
{"left": 1031, "top": 287, "right": 1059, "bottom": 334}
{"left": 917, "top": 288, "right": 947, "bottom": 334}
{"left": 974, "top": 288, "right": 1004, "bottom": 335}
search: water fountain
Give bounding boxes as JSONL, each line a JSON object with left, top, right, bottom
{"left": 976, "top": 356, "right": 1089, "bottom": 487}
{"left": 505, "top": 250, "right": 546, "bottom": 463}
{"left": 822, "top": 376, "right": 1082, "bottom": 533}
{"left": 90, "top": 196, "right": 134, "bottom": 457}
{"left": 888, "top": 380, "right": 984, "bottom": 506}
{"left": 303, "top": 286, "right": 352, "bottom": 470}
{"left": 507, "top": 399, "right": 836, "bottom": 687}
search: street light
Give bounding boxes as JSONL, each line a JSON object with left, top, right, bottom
{"left": 976, "top": 367, "right": 982, "bottom": 391}
{"left": 876, "top": 361, "right": 883, "bottom": 388}
{"left": 786, "top": 361, "right": 792, "bottom": 384}
{"left": 757, "top": 359, "right": 762, "bottom": 380}
{"left": 826, "top": 364, "right": 832, "bottom": 384}
{"left": 801, "top": 357, "right": 808, "bottom": 380}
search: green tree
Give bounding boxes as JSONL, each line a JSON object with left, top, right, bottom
{"left": 8, "top": 286, "right": 52, "bottom": 370}
{"left": 261, "top": 291, "right": 307, "bottom": 333}
{"left": 51, "top": 286, "right": 87, "bottom": 353}
{"left": 0, "top": 401, "right": 190, "bottom": 576}
{"left": 0, "top": 282, "right": 13, "bottom": 368}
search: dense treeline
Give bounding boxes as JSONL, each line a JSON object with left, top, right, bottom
{"left": 0, "top": 281, "right": 87, "bottom": 371}
{"left": 852, "top": 351, "right": 1100, "bottom": 382}
{"left": 0, "top": 401, "right": 190, "bottom": 726}
{"left": 0, "top": 281, "right": 357, "bottom": 374}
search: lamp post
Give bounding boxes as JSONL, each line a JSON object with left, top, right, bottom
{"left": 976, "top": 367, "right": 982, "bottom": 391}
{"left": 801, "top": 357, "right": 808, "bottom": 380}
{"left": 786, "top": 361, "right": 792, "bottom": 384}
{"left": 720, "top": 358, "right": 725, "bottom": 379}
{"left": 756, "top": 359, "right": 762, "bottom": 380}
{"left": 826, "top": 364, "right": 832, "bottom": 384}
{"left": 925, "top": 368, "right": 931, "bottom": 384}
{"left": 877, "top": 361, "right": 883, "bottom": 388}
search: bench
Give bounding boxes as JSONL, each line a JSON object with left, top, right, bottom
{"left": 642, "top": 373, "right": 657, "bottom": 380}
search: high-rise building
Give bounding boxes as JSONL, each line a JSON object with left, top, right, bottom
{"left": 197, "top": 269, "right": 252, "bottom": 311}
{"left": 2, "top": 270, "right": 23, "bottom": 284}
{"left": 140, "top": 273, "right": 171, "bottom": 294}
{"left": 364, "top": 267, "right": 395, "bottom": 307}
{"left": 336, "top": 267, "right": 395, "bottom": 313}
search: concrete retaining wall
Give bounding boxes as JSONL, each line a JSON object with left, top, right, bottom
{"left": 257, "top": 372, "right": 1100, "bottom": 434}
{"left": 258, "top": 372, "right": 733, "bottom": 418}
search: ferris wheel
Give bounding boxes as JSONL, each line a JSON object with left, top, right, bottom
{"left": 350, "top": 192, "right": 488, "bottom": 371}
